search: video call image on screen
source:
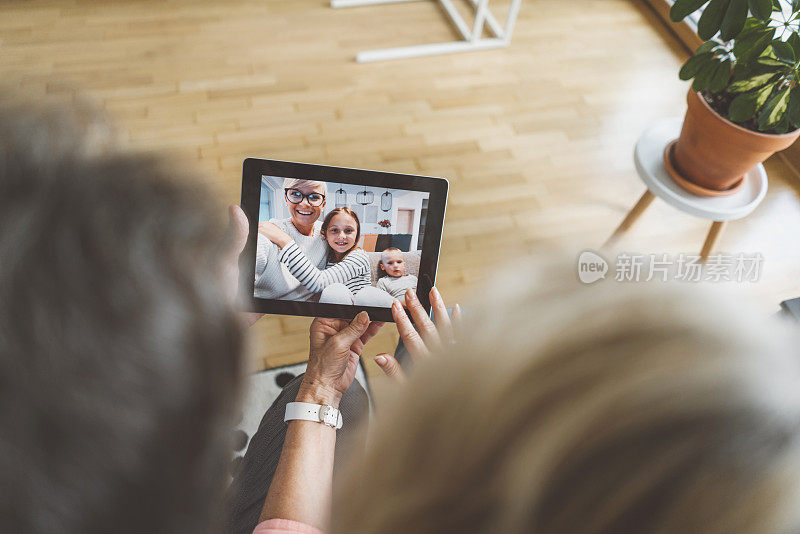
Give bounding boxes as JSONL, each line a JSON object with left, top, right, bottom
{"left": 253, "top": 175, "right": 430, "bottom": 308}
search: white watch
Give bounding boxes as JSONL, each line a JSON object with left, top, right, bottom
{"left": 284, "top": 402, "right": 343, "bottom": 429}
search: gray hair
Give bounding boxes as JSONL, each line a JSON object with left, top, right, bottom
{"left": 0, "top": 100, "right": 244, "bottom": 534}
{"left": 282, "top": 178, "right": 327, "bottom": 196}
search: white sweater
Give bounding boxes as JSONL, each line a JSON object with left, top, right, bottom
{"left": 253, "top": 219, "right": 327, "bottom": 301}
{"left": 376, "top": 274, "right": 418, "bottom": 299}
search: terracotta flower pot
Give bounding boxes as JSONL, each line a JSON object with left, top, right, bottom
{"left": 670, "top": 90, "right": 800, "bottom": 192}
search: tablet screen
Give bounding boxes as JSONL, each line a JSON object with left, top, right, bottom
{"left": 240, "top": 158, "right": 447, "bottom": 322}
{"left": 253, "top": 175, "right": 430, "bottom": 308}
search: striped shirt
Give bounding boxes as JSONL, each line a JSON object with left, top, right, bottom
{"left": 254, "top": 219, "right": 327, "bottom": 301}
{"left": 278, "top": 242, "right": 371, "bottom": 295}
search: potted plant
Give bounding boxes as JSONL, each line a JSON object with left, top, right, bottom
{"left": 667, "top": 0, "right": 800, "bottom": 195}
{"left": 378, "top": 219, "right": 392, "bottom": 234}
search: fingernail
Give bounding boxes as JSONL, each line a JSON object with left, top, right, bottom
{"left": 392, "top": 300, "right": 401, "bottom": 311}
{"left": 455, "top": 303, "right": 461, "bottom": 313}
{"left": 357, "top": 311, "right": 369, "bottom": 324}
{"left": 406, "top": 289, "right": 417, "bottom": 300}
{"left": 375, "top": 355, "right": 387, "bottom": 365}
{"left": 432, "top": 286, "right": 441, "bottom": 302}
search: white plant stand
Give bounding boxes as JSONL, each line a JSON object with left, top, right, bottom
{"left": 604, "top": 118, "right": 768, "bottom": 262}
{"left": 331, "top": 0, "right": 522, "bottom": 63}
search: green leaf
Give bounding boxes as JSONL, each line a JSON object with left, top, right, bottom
{"left": 787, "top": 86, "right": 800, "bottom": 127}
{"left": 729, "top": 91, "right": 761, "bottom": 121}
{"left": 742, "top": 17, "right": 769, "bottom": 32}
{"left": 772, "top": 40, "right": 796, "bottom": 61}
{"left": 788, "top": 32, "right": 800, "bottom": 59}
{"left": 793, "top": 0, "right": 800, "bottom": 12}
{"left": 720, "top": 0, "right": 749, "bottom": 40}
{"left": 734, "top": 53, "right": 780, "bottom": 78}
{"left": 732, "top": 62, "right": 753, "bottom": 82}
{"left": 728, "top": 71, "right": 778, "bottom": 92}
{"left": 728, "top": 83, "right": 774, "bottom": 121}
{"left": 699, "top": 0, "right": 731, "bottom": 40}
{"left": 733, "top": 27, "right": 773, "bottom": 63}
{"left": 754, "top": 82, "right": 775, "bottom": 108}
{"left": 748, "top": 0, "right": 773, "bottom": 19}
{"left": 696, "top": 40, "right": 720, "bottom": 54}
{"left": 709, "top": 58, "right": 733, "bottom": 91}
{"left": 670, "top": 0, "right": 710, "bottom": 21}
{"left": 679, "top": 52, "right": 714, "bottom": 80}
{"left": 693, "top": 58, "right": 723, "bottom": 90}
{"left": 758, "top": 86, "right": 790, "bottom": 128}
{"left": 773, "top": 116, "right": 790, "bottom": 133}
{"left": 756, "top": 57, "right": 788, "bottom": 66}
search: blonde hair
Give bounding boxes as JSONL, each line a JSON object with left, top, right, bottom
{"left": 282, "top": 178, "right": 327, "bottom": 196}
{"left": 379, "top": 247, "right": 402, "bottom": 264}
{"left": 378, "top": 247, "right": 402, "bottom": 278}
{"left": 334, "top": 257, "right": 800, "bottom": 534}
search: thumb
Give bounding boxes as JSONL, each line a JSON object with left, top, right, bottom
{"left": 228, "top": 204, "right": 249, "bottom": 257}
{"left": 335, "top": 311, "right": 371, "bottom": 347}
{"left": 374, "top": 353, "right": 405, "bottom": 382}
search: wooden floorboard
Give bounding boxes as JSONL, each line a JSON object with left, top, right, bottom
{"left": 3, "top": 0, "right": 800, "bottom": 385}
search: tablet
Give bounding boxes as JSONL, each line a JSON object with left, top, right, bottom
{"left": 239, "top": 158, "right": 448, "bottom": 322}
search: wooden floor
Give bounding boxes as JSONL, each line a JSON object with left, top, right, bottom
{"left": 4, "top": 0, "right": 800, "bottom": 380}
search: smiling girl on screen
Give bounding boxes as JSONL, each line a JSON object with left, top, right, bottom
{"left": 258, "top": 207, "right": 395, "bottom": 307}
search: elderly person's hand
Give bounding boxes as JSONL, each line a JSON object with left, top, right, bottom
{"left": 258, "top": 221, "right": 292, "bottom": 248}
{"left": 374, "top": 287, "right": 462, "bottom": 381}
{"left": 258, "top": 312, "right": 382, "bottom": 529}
{"left": 297, "top": 313, "right": 384, "bottom": 406}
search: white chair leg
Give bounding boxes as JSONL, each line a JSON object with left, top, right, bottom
{"left": 333, "top": 0, "right": 522, "bottom": 62}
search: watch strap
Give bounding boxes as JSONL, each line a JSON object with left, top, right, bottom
{"left": 284, "top": 401, "right": 343, "bottom": 429}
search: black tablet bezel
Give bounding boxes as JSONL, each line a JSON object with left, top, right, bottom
{"left": 239, "top": 158, "right": 449, "bottom": 323}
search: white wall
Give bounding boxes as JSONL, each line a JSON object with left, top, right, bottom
{"left": 323, "top": 183, "right": 391, "bottom": 235}
{"left": 390, "top": 190, "right": 428, "bottom": 250}
{"left": 262, "top": 176, "right": 429, "bottom": 249}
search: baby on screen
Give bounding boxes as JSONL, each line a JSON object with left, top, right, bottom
{"left": 376, "top": 247, "right": 418, "bottom": 299}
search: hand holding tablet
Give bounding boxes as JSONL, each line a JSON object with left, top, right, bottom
{"left": 239, "top": 159, "right": 448, "bottom": 322}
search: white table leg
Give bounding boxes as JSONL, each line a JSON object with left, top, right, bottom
{"left": 466, "top": 0, "right": 503, "bottom": 38}
{"left": 357, "top": 38, "right": 507, "bottom": 63}
{"left": 334, "top": 0, "right": 522, "bottom": 62}
{"left": 331, "top": 0, "right": 425, "bottom": 8}
{"left": 471, "top": 0, "right": 490, "bottom": 41}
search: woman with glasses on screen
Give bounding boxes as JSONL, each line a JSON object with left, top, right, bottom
{"left": 258, "top": 206, "right": 395, "bottom": 307}
{"left": 253, "top": 179, "right": 329, "bottom": 301}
